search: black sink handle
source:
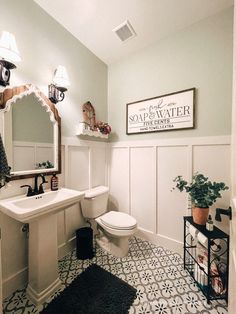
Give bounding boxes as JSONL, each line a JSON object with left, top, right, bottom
{"left": 20, "top": 185, "right": 34, "bottom": 197}
{"left": 38, "top": 180, "right": 48, "bottom": 194}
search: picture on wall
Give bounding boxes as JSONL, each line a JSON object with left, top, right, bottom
{"left": 126, "top": 88, "right": 195, "bottom": 135}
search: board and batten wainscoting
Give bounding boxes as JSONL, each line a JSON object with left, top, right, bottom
{"left": 107, "top": 136, "right": 231, "bottom": 254}
{"left": 11, "top": 142, "right": 53, "bottom": 172}
{"left": 0, "top": 135, "right": 230, "bottom": 299}
{"left": 0, "top": 137, "right": 108, "bottom": 299}
{"left": 58, "top": 137, "right": 108, "bottom": 258}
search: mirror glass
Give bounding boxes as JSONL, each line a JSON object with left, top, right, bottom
{"left": 0, "top": 85, "right": 61, "bottom": 179}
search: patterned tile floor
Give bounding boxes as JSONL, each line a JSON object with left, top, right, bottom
{"left": 3, "top": 237, "right": 227, "bottom": 314}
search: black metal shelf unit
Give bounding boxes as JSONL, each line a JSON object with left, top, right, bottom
{"left": 183, "top": 216, "right": 229, "bottom": 304}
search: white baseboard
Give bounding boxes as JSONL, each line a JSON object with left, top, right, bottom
{"left": 3, "top": 240, "right": 76, "bottom": 300}
{"left": 26, "top": 277, "right": 61, "bottom": 306}
{"left": 136, "top": 227, "right": 183, "bottom": 256}
{"left": 3, "top": 229, "right": 182, "bottom": 299}
{"left": 3, "top": 267, "right": 28, "bottom": 299}
{"left": 58, "top": 238, "right": 76, "bottom": 259}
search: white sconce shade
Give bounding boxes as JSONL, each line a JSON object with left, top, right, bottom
{"left": 52, "top": 65, "right": 70, "bottom": 89}
{"left": 49, "top": 65, "right": 70, "bottom": 104}
{"left": 0, "top": 31, "right": 21, "bottom": 63}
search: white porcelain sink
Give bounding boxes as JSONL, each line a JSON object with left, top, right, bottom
{"left": 0, "top": 187, "right": 85, "bottom": 222}
{"left": 0, "top": 187, "right": 85, "bottom": 305}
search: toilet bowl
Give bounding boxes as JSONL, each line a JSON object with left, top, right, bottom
{"left": 81, "top": 186, "right": 137, "bottom": 257}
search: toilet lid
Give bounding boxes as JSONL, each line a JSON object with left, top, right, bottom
{"left": 100, "top": 211, "right": 137, "bottom": 230}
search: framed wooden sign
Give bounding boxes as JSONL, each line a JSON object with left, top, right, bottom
{"left": 126, "top": 88, "right": 195, "bottom": 135}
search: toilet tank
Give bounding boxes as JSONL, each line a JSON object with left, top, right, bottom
{"left": 81, "top": 186, "right": 109, "bottom": 219}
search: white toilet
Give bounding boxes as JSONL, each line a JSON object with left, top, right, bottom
{"left": 81, "top": 186, "right": 137, "bottom": 257}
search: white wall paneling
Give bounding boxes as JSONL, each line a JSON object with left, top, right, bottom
{"left": 157, "top": 146, "right": 189, "bottom": 243}
{"left": 1, "top": 137, "right": 108, "bottom": 298}
{"left": 12, "top": 142, "right": 53, "bottom": 172}
{"left": 108, "top": 147, "right": 130, "bottom": 214}
{"left": 58, "top": 137, "right": 108, "bottom": 256}
{"left": 63, "top": 137, "right": 108, "bottom": 190}
{"left": 13, "top": 145, "right": 35, "bottom": 171}
{"left": 130, "top": 147, "right": 156, "bottom": 233}
{"left": 35, "top": 146, "right": 54, "bottom": 166}
{"left": 193, "top": 144, "right": 231, "bottom": 234}
{"left": 57, "top": 145, "right": 66, "bottom": 254}
{"left": 90, "top": 146, "right": 107, "bottom": 188}
{"left": 0, "top": 135, "right": 231, "bottom": 297}
{"left": 67, "top": 146, "right": 90, "bottom": 191}
{"left": 57, "top": 211, "right": 66, "bottom": 247}
{"left": 193, "top": 145, "right": 231, "bottom": 188}
{"left": 63, "top": 144, "right": 88, "bottom": 246}
{"left": 1, "top": 212, "right": 28, "bottom": 298}
{"left": 108, "top": 136, "right": 231, "bottom": 253}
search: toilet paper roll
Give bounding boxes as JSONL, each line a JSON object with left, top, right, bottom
{"left": 189, "top": 225, "right": 198, "bottom": 239}
{"left": 197, "top": 232, "right": 208, "bottom": 248}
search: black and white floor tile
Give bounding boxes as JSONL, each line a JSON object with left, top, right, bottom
{"left": 3, "top": 237, "right": 228, "bottom": 314}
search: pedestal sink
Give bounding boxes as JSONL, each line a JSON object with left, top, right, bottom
{"left": 0, "top": 188, "right": 85, "bottom": 305}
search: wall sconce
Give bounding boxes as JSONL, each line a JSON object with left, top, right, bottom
{"left": 48, "top": 65, "right": 70, "bottom": 104}
{"left": 0, "top": 31, "right": 21, "bottom": 86}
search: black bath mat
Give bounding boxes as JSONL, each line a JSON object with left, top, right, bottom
{"left": 41, "top": 264, "right": 137, "bottom": 314}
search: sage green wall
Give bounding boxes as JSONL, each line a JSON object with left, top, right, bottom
{"left": 0, "top": 0, "right": 107, "bottom": 137}
{"left": 108, "top": 8, "right": 233, "bottom": 142}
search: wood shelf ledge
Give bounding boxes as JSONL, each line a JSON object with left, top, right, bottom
{"left": 76, "top": 123, "right": 108, "bottom": 139}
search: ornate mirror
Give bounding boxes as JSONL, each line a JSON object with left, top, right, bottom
{"left": 0, "top": 84, "right": 61, "bottom": 180}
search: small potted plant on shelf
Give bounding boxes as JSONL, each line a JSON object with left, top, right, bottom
{"left": 172, "top": 173, "right": 229, "bottom": 225}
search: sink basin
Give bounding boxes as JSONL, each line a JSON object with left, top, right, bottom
{"left": 0, "top": 187, "right": 85, "bottom": 305}
{"left": 0, "top": 187, "right": 85, "bottom": 222}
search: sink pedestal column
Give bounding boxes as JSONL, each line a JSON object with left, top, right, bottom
{"left": 26, "top": 214, "right": 61, "bottom": 305}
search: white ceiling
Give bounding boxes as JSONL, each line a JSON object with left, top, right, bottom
{"left": 34, "top": 0, "right": 233, "bottom": 65}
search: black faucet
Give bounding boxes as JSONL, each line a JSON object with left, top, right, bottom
{"left": 215, "top": 207, "right": 232, "bottom": 221}
{"left": 21, "top": 174, "right": 48, "bottom": 197}
{"left": 34, "top": 174, "right": 48, "bottom": 195}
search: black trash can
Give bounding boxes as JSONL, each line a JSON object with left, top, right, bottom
{"left": 76, "top": 227, "right": 94, "bottom": 260}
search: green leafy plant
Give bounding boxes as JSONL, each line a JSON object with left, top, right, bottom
{"left": 36, "top": 160, "right": 54, "bottom": 169}
{"left": 172, "top": 173, "right": 229, "bottom": 208}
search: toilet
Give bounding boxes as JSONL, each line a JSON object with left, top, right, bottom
{"left": 81, "top": 186, "right": 137, "bottom": 257}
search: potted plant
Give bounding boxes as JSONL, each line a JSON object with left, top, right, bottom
{"left": 172, "top": 173, "right": 229, "bottom": 225}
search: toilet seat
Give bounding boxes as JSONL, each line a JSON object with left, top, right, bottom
{"left": 100, "top": 211, "right": 137, "bottom": 230}
{"left": 81, "top": 185, "right": 137, "bottom": 257}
